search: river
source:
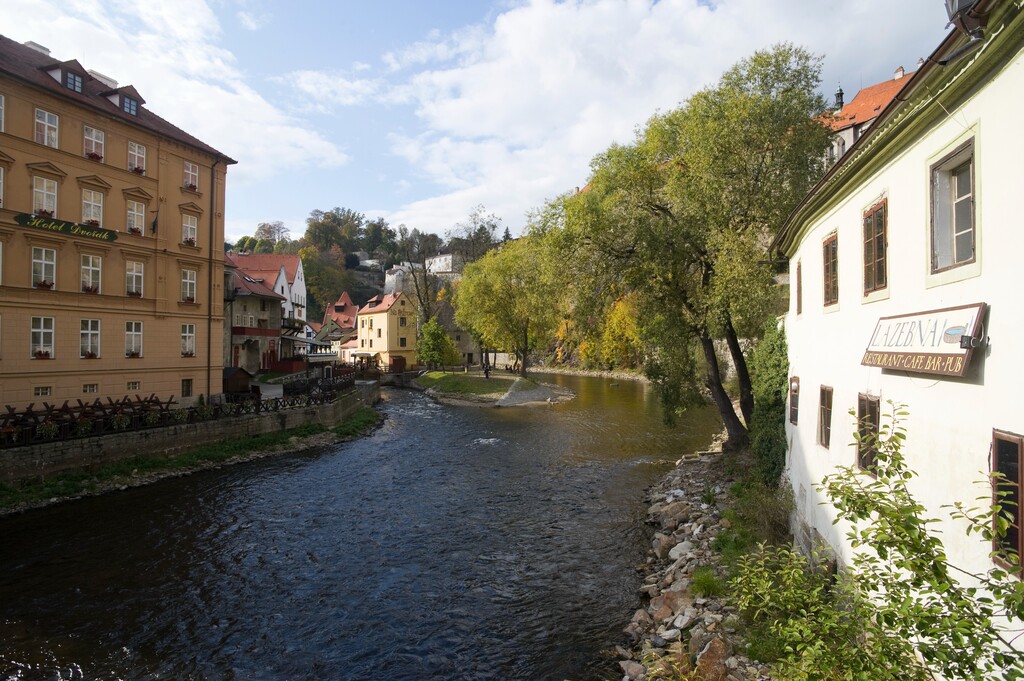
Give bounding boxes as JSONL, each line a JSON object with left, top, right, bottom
{"left": 0, "top": 373, "right": 720, "bottom": 680}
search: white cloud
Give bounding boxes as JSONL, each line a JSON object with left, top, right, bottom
{"left": 282, "top": 69, "right": 382, "bottom": 107}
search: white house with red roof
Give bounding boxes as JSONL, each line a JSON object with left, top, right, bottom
{"left": 828, "top": 66, "right": 915, "bottom": 165}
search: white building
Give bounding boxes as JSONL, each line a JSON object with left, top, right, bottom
{"left": 774, "top": 0, "right": 1023, "bottom": 582}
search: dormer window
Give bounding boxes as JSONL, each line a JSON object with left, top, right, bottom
{"left": 65, "top": 71, "right": 83, "bottom": 92}
{"left": 122, "top": 96, "right": 138, "bottom": 116}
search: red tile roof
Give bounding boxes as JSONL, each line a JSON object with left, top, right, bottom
{"left": 229, "top": 253, "right": 301, "bottom": 284}
{"left": 358, "top": 292, "right": 407, "bottom": 315}
{"left": 323, "top": 291, "right": 359, "bottom": 329}
{"left": 829, "top": 71, "right": 914, "bottom": 132}
{"left": 0, "top": 35, "right": 235, "bottom": 162}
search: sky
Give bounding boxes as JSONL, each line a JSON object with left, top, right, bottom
{"left": 0, "top": 0, "right": 951, "bottom": 243}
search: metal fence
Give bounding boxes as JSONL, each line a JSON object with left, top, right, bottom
{"left": 0, "top": 374, "right": 357, "bottom": 450}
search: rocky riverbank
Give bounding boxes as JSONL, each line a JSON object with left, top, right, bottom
{"left": 616, "top": 444, "right": 772, "bottom": 681}
{"left": 417, "top": 376, "right": 575, "bottom": 407}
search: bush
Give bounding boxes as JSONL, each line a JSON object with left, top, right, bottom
{"left": 747, "top": 319, "right": 788, "bottom": 486}
{"left": 690, "top": 566, "right": 726, "bottom": 597}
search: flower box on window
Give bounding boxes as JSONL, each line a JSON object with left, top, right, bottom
{"left": 34, "top": 280, "right": 54, "bottom": 290}
{"left": 125, "top": 350, "right": 141, "bottom": 358}
{"left": 181, "top": 351, "right": 195, "bottom": 358}
{"left": 128, "top": 227, "right": 143, "bottom": 236}
{"left": 127, "top": 290, "right": 142, "bottom": 298}
{"left": 35, "top": 209, "right": 53, "bottom": 218}
{"left": 85, "top": 219, "right": 100, "bottom": 227}
{"left": 82, "top": 351, "right": 98, "bottom": 359}
{"left": 81, "top": 283, "right": 99, "bottom": 294}
{"left": 131, "top": 166, "right": 145, "bottom": 175}
{"left": 183, "top": 237, "right": 197, "bottom": 247}
{"left": 86, "top": 152, "right": 103, "bottom": 161}
{"left": 183, "top": 296, "right": 196, "bottom": 303}
{"left": 34, "top": 349, "right": 51, "bottom": 359}
{"left": 184, "top": 182, "right": 198, "bottom": 191}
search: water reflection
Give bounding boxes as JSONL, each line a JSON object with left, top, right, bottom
{"left": 0, "top": 373, "right": 719, "bottom": 680}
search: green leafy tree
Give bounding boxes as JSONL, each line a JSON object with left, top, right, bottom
{"left": 418, "top": 318, "right": 460, "bottom": 370}
{"left": 748, "top": 319, "right": 789, "bottom": 486}
{"left": 564, "top": 43, "right": 832, "bottom": 449}
{"left": 455, "top": 232, "right": 561, "bottom": 377}
{"left": 396, "top": 225, "right": 444, "bottom": 323}
{"left": 447, "top": 205, "right": 501, "bottom": 265}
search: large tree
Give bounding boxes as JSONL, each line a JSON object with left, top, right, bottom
{"left": 446, "top": 205, "right": 501, "bottom": 266}
{"left": 254, "top": 220, "right": 290, "bottom": 244}
{"left": 564, "top": 44, "right": 832, "bottom": 449}
{"left": 455, "top": 233, "right": 561, "bottom": 377}
{"left": 396, "top": 225, "right": 444, "bottom": 323}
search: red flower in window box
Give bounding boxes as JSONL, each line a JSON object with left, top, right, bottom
{"left": 131, "top": 166, "right": 145, "bottom": 175}
{"left": 127, "top": 290, "right": 142, "bottom": 298}
{"left": 181, "top": 351, "right": 195, "bottom": 358}
{"left": 184, "top": 182, "right": 198, "bottom": 191}
{"left": 86, "top": 152, "right": 103, "bottom": 161}
{"left": 35, "top": 280, "right": 54, "bottom": 290}
{"left": 34, "top": 349, "right": 51, "bottom": 359}
{"left": 183, "top": 237, "right": 197, "bottom": 247}
{"left": 81, "top": 283, "right": 99, "bottom": 294}
{"left": 183, "top": 296, "right": 196, "bottom": 303}
{"left": 35, "top": 209, "right": 53, "bottom": 218}
{"left": 125, "top": 350, "right": 141, "bottom": 358}
{"left": 82, "top": 350, "right": 98, "bottom": 359}
{"left": 128, "top": 227, "right": 143, "bottom": 236}
{"left": 85, "top": 219, "right": 100, "bottom": 227}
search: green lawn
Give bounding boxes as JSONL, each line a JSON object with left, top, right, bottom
{"left": 415, "top": 371, "right": 514, "bottom": 396}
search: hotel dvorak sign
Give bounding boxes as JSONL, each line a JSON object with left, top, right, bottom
{"left": 861, "top": 302, "right": 987, "bottom": 377}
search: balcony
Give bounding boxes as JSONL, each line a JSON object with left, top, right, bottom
{"left": 281, "top": 317, "right": 304, "bottom": 331}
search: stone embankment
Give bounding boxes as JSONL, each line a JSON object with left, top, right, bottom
{"left": 617, "top": 444, "right": 772, "bottom": 681}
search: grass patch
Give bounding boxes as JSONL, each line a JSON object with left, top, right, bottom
{"left": 335, "top": 406, "right": 382, "bottom": 438}
{"left": 690, "top": 566, "right": 726, "bottom": 597}
{"left": 0, "top": 423, "right": 327, "bottom": 511}
{"left": 415, "top": 371, "right": 514, "bottom": 396}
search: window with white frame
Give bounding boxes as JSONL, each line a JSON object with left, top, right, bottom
{"left": 80, "top": 254, "right": 101, "bottom": 292}
{"left": 183, "top": 161, "right": 199, "bottom": 190}
{"left": 34, "top": 109, "right": 58, "bottom": 147}
{"left": 32, "top": 247, "right": 56, "bottom": 288}
{"left": 181, "top": 324, "right": 196, "bottom": 356}
{"left": 33, "top": 176, "right": 57, "bottom": 216}
{"left": 31, "top": 316, "right": 54, "bottom": 357}
{"left": 82, "top": 189, "right": 103, "bottom": 225}
{"left": 127, "top": 200, "right": 145, "bottom": 234}
{"left": 80, "top": 319, "right": 100, "bottom": 358}
{"left": 182, "top": 214, "right": 198, "bottom": 244}
{"left": 127, "top": 380, "right": 141, "bottom": 391}
{"left": 83, "top": 126, "right": 104, "bottom": 160}
{"left": 931, "top": 140, "right": 975, "bottom": 273}
{"left": 125, "top": 321, "right": 143, "bottom": 356}
{"left": 34, "top": 386, "right": 52, "bottom": 397}
{"left": 181, "top": 270, "right": 196, "bottom": 302}
{"left": 83, "top": 383, "right": 98, "bottom": 394}
{"left": 126, "top": 261, "right": 143, "bottom": 296}
{"left": 128, "top": 141, "right": 146, "bottom": 173}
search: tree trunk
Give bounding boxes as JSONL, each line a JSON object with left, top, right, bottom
{"left": 519, "top": 323, "right": 529, "bottom": 378}
{"left": 724, "top": 316, "right": 754, "bottom": 427}
{"left": 700, "top": 333, "right": 748, "bottom": 450}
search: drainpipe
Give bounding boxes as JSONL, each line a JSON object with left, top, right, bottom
{"left": 207, "top": 157, "right": 221, "bottom": 399}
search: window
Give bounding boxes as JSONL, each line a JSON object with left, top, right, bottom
{"left": 369, "top": 339, "right": 373, "bottom": 348}
{"left": 126, "top": 261, "right": 143, "bottom": 296}
{"left": 80, "top": 319, "right": 100, "bottom": 358}
{"left": 993, "top": 430, "right": 1023, "bottom": 568}
{"left": 788, "top": 377, "right": 799, "bottom": 424}
{"left": 183, "top": 161, "right": 199, "bottom": 190}
{"left": 83, "top": 126, "right": 104, "bottom": 160}
{"left": 181, "top": 378, "right": 193, "bottom": 397}
{"left": 400, "top": 317, "right": 407, "bottom": 327}
{"left": 796, "top": 260, "right": 802, "bottom": 315}
{"left": 83, "top": 384, "right": 98, "bottom": 394}
{"left": 127, "top": 200, "right": 145, "bottom": 234}
{"left": 32, "top": 247, "right": 56, "bottom": 288}
{"left": 361, "top": 319, "right": 365, "bottom": 328}
{"left": 181, "top": 324, "right": 196, "bottom": 356}
{"left": 125, "top": 321, "right": 143, "bottom": 356}
{"left": 65, "top": 71, "right": 82, "bottom": 92}
{"left": 931, "top": 141, "right": 975, "bottom": 272}
{"left": 34, "top": 109, "right": 58, "bottom": 147}
{"left": 80, "top": 254, "right": 101, "bottom": 293}
{"left": 33, "top": 177, "right": 57, "bottom": 216}
{"left": 857, "top": 393, "right": 880, "bottom": 471}
{"left": 818, "top": 386, "right": 833, "bottom": 448}
{"left": 863, "top": 200, "right": 887, "bottom": 294}
{"left": 399, "top": 337, "right": 407, "bottom": 348}
{"left": 0, "top": 167, "right": 4, "bottom": 208}
{"left": 0, "top": 94, "right": 4, "bottom": 132}
{"left": 823, "top": 233, "right": 839, "bottom": 306}
{"left": 122, "top": 96, "right": 138, "bottom": 116}
{"left": 181, "top": 270, "right": 196, "bottom": 302}
{"left": 182, "top": 214, "right": 198, "bottom": 244}
{"left": 128, "top": 141, "right": 146, "bottom": 173}
{"left": 34, "top": 386, "right": 52, "bottom": 397}
{"left": 31, "top": 316, "right": 54, "bottom": 357}
{"left": 377, "top": 329, "right": 382, "bottom": 338}
{"left": 82, "top": 189, "right": 103, "bottom": 225}
{"left": 127, "top": 381, "right": 141, "bottom": 391}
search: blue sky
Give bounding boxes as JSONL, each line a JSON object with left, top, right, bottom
{"left": 0, "top": 1, "right": 949, "bottom": 243}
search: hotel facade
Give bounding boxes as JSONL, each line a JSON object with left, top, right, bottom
{"left": 0, "top": 36, "right": 235, "bottom": 410}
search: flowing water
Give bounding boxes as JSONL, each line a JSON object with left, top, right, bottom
{"left": 0, "top": 373, "right": 720, "bottom": 680}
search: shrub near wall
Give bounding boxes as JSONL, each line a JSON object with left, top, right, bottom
{"left": 748, "top": 319, "right": 788, "bottom": 486}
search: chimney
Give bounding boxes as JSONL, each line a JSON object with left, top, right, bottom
{"left": 834, "top": 84, "right": 845, "bottom": 111}
{"left": 894, "top": 65, "right": 905, "bottom": 79}
{"left": 23, "top": 41, "right": 50, "bottom": 55}
{"left": 88, "top": 69, "right": 118, "bottom": 89}
{"left": 917, "top": 57, "right": 925, "bottom": 69}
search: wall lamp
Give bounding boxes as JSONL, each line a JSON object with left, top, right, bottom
{"left": 959, "top": 334, "right": 988, "bottom": 349}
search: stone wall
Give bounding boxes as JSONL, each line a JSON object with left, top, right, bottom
{"left": 0, "top": 382, "right": 380, "bottom": 485}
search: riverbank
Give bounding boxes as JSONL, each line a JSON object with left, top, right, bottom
{"left": 414, "top": 371, "right": 575, "bottom": 407}
{"left": 0, "top": 407, "right": 384, "bottom": 518}
{"left": 616, "top": 445, "right": 772, "bottom": 680}
{"left": 528, "top": 365, "right": 649, "bottom": 383}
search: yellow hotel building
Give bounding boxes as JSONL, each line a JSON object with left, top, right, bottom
{"left": 0, "top": 36, "right": 235, "bottom": 410}
{"left": 355, "top": 292, "right": 418, "bottom": 371}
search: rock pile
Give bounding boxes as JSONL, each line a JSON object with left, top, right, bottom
{"left": 617, "top": 451, "right": 772, "bottom": 681}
